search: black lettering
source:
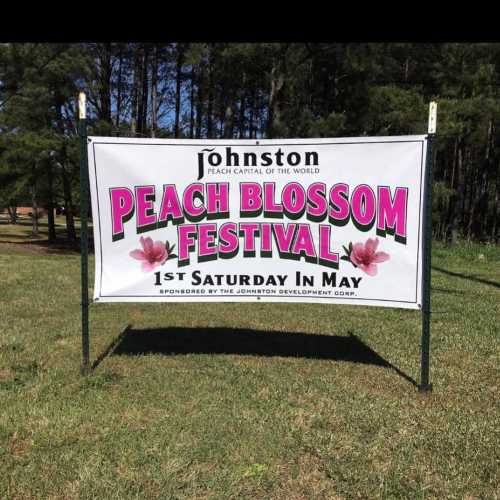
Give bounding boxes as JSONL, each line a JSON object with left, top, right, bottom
{"left": 192, "top": 270, "right": 202, "bottom": 285}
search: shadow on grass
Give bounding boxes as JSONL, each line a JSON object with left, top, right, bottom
{"left": 431, "top": 286, "right": 464, "bottom": 295}
{"left": 92, "top": 325, "right": 417, "bottom": 387}
{"left": 0, "top": 234, "right": 49, "bottom": 241}
{"left": 0, "top": 238, "right": 94, "bottom": 254}
{"left": 0, "top": 220, "right": 51, "bottom": 228}
{"left": 432, "top": 265, "right": 500, "bottom": 289}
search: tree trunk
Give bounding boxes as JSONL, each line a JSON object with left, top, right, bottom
{"left": 238, "top": 85, "right": 246, "bottom": 139}
{"left": 206, "top": 45, "right": 215, "bottom": 139}
{"left": 249, "top": 88, "right": 256, "bottom": 139}
{"left": 131, "top": 46, "right": 141, "bottom": 136}
{"left": 7, "top": 204, "right": 17, "bottom": 224}
{"left": 195, "top": 62, "right": 204, "bottom": 139}
{"left": 466, "top": 179, "right": 476, "bottom": 240}
{"left": 31, "top": 173, "right": 39, "bottom": 237}
{"left": 445, "top": 137, "right": 459, "bottom": 239}
{"left": 464, "top": 148, "right": 476, "bottom": 240}
{"left": 151, "top": 45, "right": 158, "bottom": 138}
{"left": 479, "top": 120, "right": 493, "bottom": 239}
{"left": 47, "top": 160, "right": 56, "bottom": 242}
{"left": 260, "top": 91, "right": 267, "bottom": 138}
{"left": 491, "top": 163, "right": 499, "bottom": 242}
{"left": 139, "top": 45, "right": 150, "bottom": 135}
{"left": 116, "top": 44, "right": 123, "bottom": 131}
{"left": 223, "top": 96, "right": 234, "bottom": 139}
{"left": 60, "top": 160, "right": 76, "bottom": 243}
{"left": 174, "top": 43, "right": 185, "bottom": 138}
{"left": 189, "top": 65, "right": 195, "bottom": 138}
{"left": 267, "top": 54, "right": 286, "bottom": 139}
{"left": 99, "top": 43, "right": 112, "bottom": 126}
{"left": 465, "top": 150, "right": 477, "bottom": 241}
{"left": 449, "top": 141, "right": 464, "bottom": 246}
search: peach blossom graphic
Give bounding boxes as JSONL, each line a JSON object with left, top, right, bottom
{"left": 342, "top": 237, "right": 390, "bottom": 276}
{"left": 129, "top": 236, "right": 175, "bottom": 272}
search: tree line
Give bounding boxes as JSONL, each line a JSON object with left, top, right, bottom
{"left": 0, "top": 43, "right": 499, "bottom": 245}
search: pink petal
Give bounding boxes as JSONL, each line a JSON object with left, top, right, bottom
{"left": 373, "top": 251, "right": 390, "bottom": 263}
{"left": 365, "top": 238, "right": 379, "bottom": 255}
{"left": 152, "top": 241, "right": 166, "bottom": 260}
{"left": 351, "top": 243, "right": 365, "bottom": 265}
{"left": 141, "top": 261, "right": 158, "bottom": 272}
{"left": 129, "top": 249, "right": 146, "bottom": 261}
{"left": 141, "top": 236, "right": 154, "bottom": 254}
{"left": 359, "top": 263, "right": 378, "bottom": 276}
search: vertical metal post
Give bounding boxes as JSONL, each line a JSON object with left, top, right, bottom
{"left": 79, "top": 92, "right": 90, "bottom": 375}
{"left": 419, "top": 101, "right": 437, "bottom": 392}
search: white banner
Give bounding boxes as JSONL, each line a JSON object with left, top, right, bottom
{"left": 87, "top": 136, "right": 428, "bottom": 309}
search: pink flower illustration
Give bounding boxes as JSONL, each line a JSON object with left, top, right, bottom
{"left": 129, "top": 236, "right": 169, "bottom": 272}
{"left": 349, "top": 237, "right": 390, "bottom": 276}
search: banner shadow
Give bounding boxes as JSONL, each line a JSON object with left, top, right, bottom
{"left": 103, "top": 326, "right": 417, "bottom": 386}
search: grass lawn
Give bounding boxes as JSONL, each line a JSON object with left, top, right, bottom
{"left": 0, "top": 223, "right": 499, "bottom": 498}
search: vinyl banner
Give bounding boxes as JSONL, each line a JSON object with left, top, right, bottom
{"left": 88, "top": 136, "right": 428, "bottom": 309}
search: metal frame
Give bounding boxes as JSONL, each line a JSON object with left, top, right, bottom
{"left": 418, "top": 102, "right": 437, "bottom": 391}
{"left": 418, "top": 133, "right": 435, "bottom": 391}
{"left": 79, "top": 93, "right": 90, "bottom": 374}
{"left": 78, "top": 93, "right": 437, "bottom": 390}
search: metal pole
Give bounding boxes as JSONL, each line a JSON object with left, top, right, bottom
{"left": 419, "top": 101, "right": 437, "bottom": 392}
{"left": 79, "top": 92, "right": 90, "bottom": 375}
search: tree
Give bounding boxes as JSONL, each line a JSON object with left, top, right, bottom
{"left": 0, "top": 43, "right": 86, "bottom": 242}
{"left": 1, "top": 42, "right": 499, "bottom": 244}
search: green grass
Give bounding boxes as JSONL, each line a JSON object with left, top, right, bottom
{"left": 0, "top": 215, "right": 79, "bottom": 245}
{"left": 0, "top": 231, "right": 499, "bottom": 499}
